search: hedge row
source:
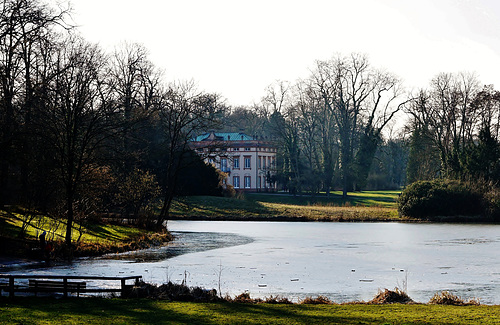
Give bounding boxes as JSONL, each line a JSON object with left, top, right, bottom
{"left": 398, "top": 179, "right": 499, "bottom": 221}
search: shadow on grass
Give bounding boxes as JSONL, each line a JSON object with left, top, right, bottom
{"left": 82, "top": 223, "right": 142, "bottom": 243}
{"left": 170, "top": 191, "right": 401, "bottom": 221}
{"left": 0, "top": 214, "right": 20, "bottom": 237}
{"left": 3, "top": 297, "right": 500, "bottom": 324}
{"left": 2, "top": 297, "right": 214, "bottom": 325}
{"left": 203, "top": 302, "right": 381, "bottom": 325}
{"left": 0, "top": 298, "right": 391, "bottom": 325}
{"left": 173, "top": 196, "right": 272, "bottom": 217}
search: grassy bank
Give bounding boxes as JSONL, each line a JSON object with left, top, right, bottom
{"left": 0, "top": 208, "right": 171, "bottom": 259}
{"left": 1, "top": 297, "right": 498, "bottom": 325}
{"left": 170, "top": 190, "right": 409, "bottom": 222}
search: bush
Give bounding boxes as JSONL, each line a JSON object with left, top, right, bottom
{"left": 222, "top": 184, "right": 236, "bottom": 198}
{"left": 228, "top": 293, "right": 293, "bottom": 304}
{"left": 124, "top": 281, "right": 221, "bottom": 302}
{"left": 398, "top": 179, "right": 483, "bottom": 219}
{"left": 231, "top": 292, "right": 258, "bottom": 303}
{"left": 263, "top": 295, "right": 293, "bottom": 304}
{"left": 300, "top": 296, "right": 334, "bottom": 305}
{"left": 479, "top": 183, "right": 500, "bottom": 220}
{"left": 369, "top": 288, "right": 413, "bottom": 304}
{"left": 429, "top": 291, "right": 480, "bottom": 306}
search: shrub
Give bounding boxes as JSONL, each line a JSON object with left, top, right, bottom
{"left": 429, "top": 291, "right": 480, "bottom": 306}
{"left": 231, "top": 292, "right": 261, "bottom": 303}
{"left": 222, "top": 184, "right": 236, "bottom": 198}
{"left": 124, "top": 281, "right": 221, "bottom": 302}
{"left": 300, "top": 296, "right": 333, "bottom": 304}
{"left": 479, "top": 183, "right": 500, "bottom": 220}
{"left": 368, "top": 288, "right": 413, "bottom": 304}
{"left": 264, "top": 295, "right": 293, "bottom": 304}
{"left": 398, "top": 179, "right": 483, "bottom": 219}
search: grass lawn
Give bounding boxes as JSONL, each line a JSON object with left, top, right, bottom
{"left": 0, "top": 208, "right": 170, "bottom": 259}
{"left": 170, "top": 190, "right": 409, "bottom": 222}
{"left": 1, "top": 298, "right": 498, "bottom": 325}
{"left": 0, "top": 208, "right": 144, "bottom": 244}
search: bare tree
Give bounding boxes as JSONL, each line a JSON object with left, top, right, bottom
{"left": 0, "top": 0, "right": 71, "bottom": 206}
{"left": 155, "top": 81, "right": 223, "bottom": 228}
{"left": 310, "top": 53, "right": 405, "bottom": 196}
{"left": 264, "top": 81, "right": 304, "bottom": 194}
{"left": 35, "top": 37, "right": 120, "bottom": 246}
{"left": 294, "top": 79, "right": 339, "bottom": 196}
{"left": 107, "top": 43, "right": 164, "bottom": 176}
{"left": 406, "top": 72, "right": 481, "bottom": 178}
{"left": 405, "top": 73, "right": 500, "bottom": 182}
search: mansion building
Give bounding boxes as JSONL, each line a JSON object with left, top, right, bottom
{"left": 190, "top": 132, "right": 277, "bottom": 191}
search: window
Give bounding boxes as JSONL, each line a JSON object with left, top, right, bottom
{"left": 221, "top": 158, "right": 229, "bottom": 172}
{"left": 257, "top": 176, "right": 261, "bottom": 188}
{"left": 245, "top": 147, "right": 251, "bottom": 151}
{"left": 233, "top": 176, "right": 240, "bottom": 188}
{"left": 244, "top": 176, "right": 251, "bottom": 189}
{"left": 262, "top": 156, "right": 266, "bottom": 168}
{"left": 244, "top": 157, "right": 251, "bottom": 169}
{"left": 233, "top": 157, "right": 240, "bottom": 169}
{"left": 233, "top": 147, "right": 239, "bottom": 151}
{"left": 258, "top": 156, "right": 261, "bottom": 168}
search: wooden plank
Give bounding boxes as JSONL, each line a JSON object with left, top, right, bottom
{"left": 29, "top": 280, "right": 87, "bottom": 297}
{"left": 9, "top": 276, "right": 14, "bottom": 298}
{"left": 0, "top": 274, "right": 142, "bottom": 281}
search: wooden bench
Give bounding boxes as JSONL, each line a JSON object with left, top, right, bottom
{"left": 0, "top": 274, "right": 141, "bottom": 298}
{"left": 29, "top": 279, "right": 86, "bottom": 297}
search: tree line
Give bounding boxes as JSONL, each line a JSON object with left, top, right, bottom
{"left": 2, "top": 0, "right": 500, "bottom": 245}
{"left": 225, "top": 67, "right": 500, "bottom": 201}
{"left": 0, "top": 0, "right": 227, "bottom": 245}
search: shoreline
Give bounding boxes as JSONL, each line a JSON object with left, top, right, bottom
{"left": 168, "top": 214, "right": 500, "bottom": 224}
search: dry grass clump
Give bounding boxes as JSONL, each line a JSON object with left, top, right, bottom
{"left": 263, "top": 295, "right": 293, "bottom": 304}
{"left": 229, "top": 293, "right": 292, "bottom": 304}
{"left": 429, "top": 291, "right": 480, "bottom": 306}
{"left": 368, "top": 288, "right": 414, "bottom": 304}
{"left": 300, "top": 296, "right": 334, "bottom": 305}
{"left": 123, "top": 281, "right": 221, "bottom": 302}
{"left": 231, "top": 292, "right": 258, "bottom": 303}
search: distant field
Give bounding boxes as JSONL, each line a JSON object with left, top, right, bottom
{"left": 1, "top": 298, "right": 498, "bottom": 325}
{"left": 170, "top": 191, "right": 407, "bottom": 222}
{"left": 248, "top": 190, "right": 400, "bottom": 208}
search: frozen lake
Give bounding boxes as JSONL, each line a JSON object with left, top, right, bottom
{"left": 5, "top": 221, "right": 500, "bottom": 304}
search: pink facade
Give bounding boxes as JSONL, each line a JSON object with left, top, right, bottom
{"left": 191, "top": 132, "right": 277, "bottom": 191}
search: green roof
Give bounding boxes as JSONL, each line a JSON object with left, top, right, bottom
{"left": 193, "top": 132, "right": 255, "bottom": 142}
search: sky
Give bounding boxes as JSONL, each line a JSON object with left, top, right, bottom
{"left": 69, "top": 0, "right": 500, "bottom": 107}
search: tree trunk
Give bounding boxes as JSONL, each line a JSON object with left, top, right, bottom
{"left": 157, "top": 190, "right": 173, "bottom": 230}
{"left": 65, "top": 189, "right": 74, "bottom": 246}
